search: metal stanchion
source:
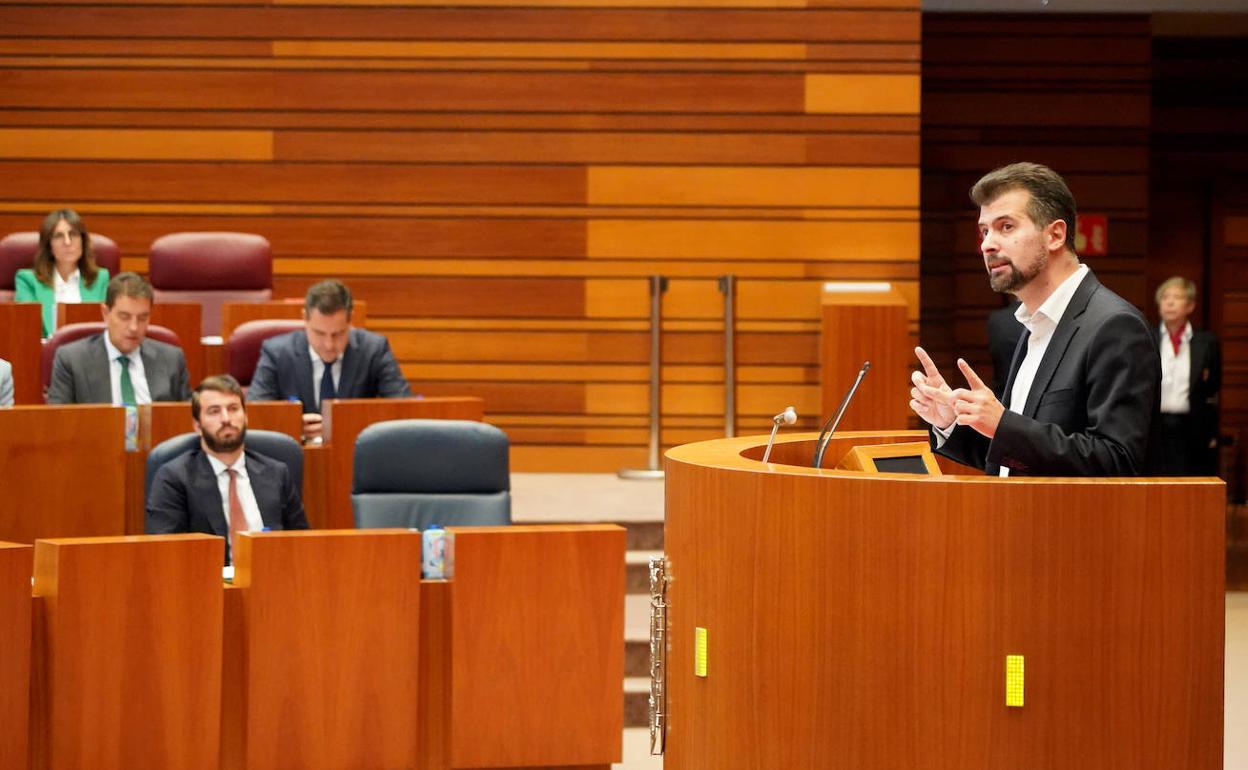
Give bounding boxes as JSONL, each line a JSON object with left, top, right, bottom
{"left": 619, "top": 275, "right": 668, "bottom": 480}
{"left": 719, "top": 275, "right": 736, "bottom": 438}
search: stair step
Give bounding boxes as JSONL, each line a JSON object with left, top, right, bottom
{"left": 624, "top": 677, "right": 651, "bottom": 728}
{"left": 625, "top": 638, "right": 650, "bottom": 678}
{"left": 626, "top": 550, "right": 663, "bottom": 594}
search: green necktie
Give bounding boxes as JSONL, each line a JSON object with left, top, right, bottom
{"left": 118, "top": 355, "right": 136, "bottom": 405}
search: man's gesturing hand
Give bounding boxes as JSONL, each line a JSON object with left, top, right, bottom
{"left": 909, "top": 346, "right": 956, "bottom": 430}
{"left": 949, "top": 358, "right": 1005, "bottom": 438}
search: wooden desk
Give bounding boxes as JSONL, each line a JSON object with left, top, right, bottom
{"left": 0, "top": 399, "right": 480, "bottom": 540}
{"left": 0, "top": 406, "right": 126, "bottom": 543}
{"left": 320, "top": 397, "right": 485, "bottom": 529}
{"left": 144, "top": 400, "right": 303, "bottom": 449}
{"left": 220, "top": 525, "right": 623, "bottom": 770}
{"left": 0, "top": 303, "right": 43, "bottom": 404}
{"left": 450, "top": 525, "right": 624, "bottom": 768}
{"left": 30, "top": 534, "right": 223, "bottom": 770}
{"left": 0, "top": 542, "right": 33, "bottom": 768}
{"left": 11, "top": 525, "right": 623, "bottom": 770}
{"left": 221, "top": 300, "right": 368, "bottom": 340}
{"left": 224, "top": 529, "right": 423, "bottom": 770}
{"left": 664, "top": 433, "right": 1226, "bottom": 770}
{"left": 62, "top": 301, "right": 205, "bottom": 385}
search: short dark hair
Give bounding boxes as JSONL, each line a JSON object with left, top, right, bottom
{"left": 970, "top": 162, "right": 1079, "bottom": 252}
{"left": 305, "top": 279, "right": 353, "bottom": 318}
{"left": 34, "top": 209, "right": 100, "bottom": 288}
{"left": 192, "top": 374, "right": 246, "bottom": 422}
{"left": 105, "top": 272, "right": 153, "bottom": 309}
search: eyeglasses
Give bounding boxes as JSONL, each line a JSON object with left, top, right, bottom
{"left": 53, "top": 230, "right": 82, "bottom": 244}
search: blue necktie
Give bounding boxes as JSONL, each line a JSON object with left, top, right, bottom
{"left": 320, "top": 360, "right": 336, "bottom": 409}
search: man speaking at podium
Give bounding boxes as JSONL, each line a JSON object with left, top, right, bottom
{"left": 909, "top": 162, "right": 1160, "bottom": 476}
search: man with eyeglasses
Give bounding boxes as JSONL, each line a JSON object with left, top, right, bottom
{"left": 46, "top": 272, "right": 192, "bottom": 405}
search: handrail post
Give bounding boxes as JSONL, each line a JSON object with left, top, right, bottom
{"left": 619, "top": 275, "right": 668, "bottom": 480}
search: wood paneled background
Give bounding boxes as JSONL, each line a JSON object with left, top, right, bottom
{"left": 0, "top": 1, "right": 922, "bottom": 471}
{"left": 921, "top": 13, "right": 1247, "bottom": 499}
{"left": 920, "top": 13, "right": 1153, "bottom": 385}
{"left": 1150, "top": 30, "right": 1248, "bottom": 501}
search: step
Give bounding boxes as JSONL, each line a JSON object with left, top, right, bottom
{"left": 626, "top": 549, "right": 664, "bottom": 594}
{"left": 614, "top": 727, "right": 663, "bottom": 770}
{"left": 624, "top": 677, "right": 651, "bottom": 728}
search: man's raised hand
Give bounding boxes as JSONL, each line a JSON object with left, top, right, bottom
{"left": 949, "top": 358, "right": 1005, "bottom": 438}
{"left": 909, "top": 346, "right": 956, "bottom": 430}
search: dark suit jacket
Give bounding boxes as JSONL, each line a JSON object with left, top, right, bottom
{"left": 146, "top": 447, "right": 309, "bottom": 564}
{"left": 47, "top": 333, "right": 191, "bottom": 404}
{"left": 246, "top": 328, "right": 411, "bottom": 412}
{"left": 935, "top": 270, "right": 1161, "bottom": 476}
{"left": 1157, "top": 325, "right": 1221, "bottom": 448}
{"left": 987, "top": 301, "right": 1025, "bottom": 397}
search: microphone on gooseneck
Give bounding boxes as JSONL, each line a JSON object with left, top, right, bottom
{"left": 812, "top": 361, "right": 870, "bottom": 469}
{"left": 761, "top": 406, "right": 797, "bottom": 463}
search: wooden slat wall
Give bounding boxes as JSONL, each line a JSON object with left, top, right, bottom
{"left": 920, "top": 14, "right": 1152, "bottom": 387}
{"left": 1150, "top": 31, "right": 1248, "bottom": 498}
{"left": 0, "top": 1, "right": 920, "bottom": 471}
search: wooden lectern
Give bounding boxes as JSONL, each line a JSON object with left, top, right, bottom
{"left": 820, "top": 283, "right": 910, "bottom": 431}
{"left": 662, "top": 432, "right": 1225, "bottom": 770}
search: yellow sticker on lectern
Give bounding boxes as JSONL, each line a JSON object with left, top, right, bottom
{"left": 694, "top": 627, "right": 708, "bottom": 677}
{"left": 1005, "top": 655, "right": 1024, "bottom": 707}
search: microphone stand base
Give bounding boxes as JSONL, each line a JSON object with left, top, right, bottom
{"left": 618, "top": 468, "right": 666, "bottom": 481}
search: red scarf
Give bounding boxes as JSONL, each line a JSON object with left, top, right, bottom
{"left": 1168, "top": 327, "right": 1184, "bottom": 356}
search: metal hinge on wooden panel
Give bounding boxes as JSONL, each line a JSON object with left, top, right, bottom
{"left": 648, "top": 555, "right": 669, "bottom": 755}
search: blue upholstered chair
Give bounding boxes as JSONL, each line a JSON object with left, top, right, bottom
{"left": 351, "top": 419, "right": 511, "bottom": 529}
{"left": 145, "top": 430, "right": 304, "bottom": 503}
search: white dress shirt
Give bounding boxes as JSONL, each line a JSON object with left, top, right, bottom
{"left": 1159, "top": 321, "right": 1192, "bottom": 415}
{"left": 308, "top": 343, "right": 344, "bottom": 410}
{"left": 51, "top": 269, "right": 82, "bottom": 332}
{"left": 102, "top": 334, "right": 152, "bottom": 405}
{"left": 53, "top": 268, "right": 82, "bottom": 304}
{"left": 997, "top": 264, "right": 1090, "bottom": 476}
{"left": 206, "top": 452, "right": 265, "bottom": 534}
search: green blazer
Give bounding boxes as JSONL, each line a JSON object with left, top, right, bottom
{"left": 14, "top": 268, "right": 110, "bottom": 337}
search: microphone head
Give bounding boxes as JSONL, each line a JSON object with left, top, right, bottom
{"left": 774, "top": 406, "right": 798, "bottom": 425}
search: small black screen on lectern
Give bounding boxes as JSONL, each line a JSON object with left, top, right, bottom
{"left": 873, "top": 455, "right": 928, "bottom": 475}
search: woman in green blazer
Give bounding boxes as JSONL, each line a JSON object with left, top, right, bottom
{"left": 14, "top": 209, "right": 109, "bottom": 337}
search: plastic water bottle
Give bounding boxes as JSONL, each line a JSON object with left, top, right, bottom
{"left": 422, "top": 526, "right": 446, "bottom": 579}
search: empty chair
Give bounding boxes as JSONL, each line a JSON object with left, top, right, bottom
{"left": 0, "top": 230, "right": 121, "bottom": 303}
{"left": 352, "top": 419, "right": 511, "bottom": 529}
{"left": 149, "top": 232, "right": 272, "bottom": 336}
{"left": 41, "top": 321, "right": 182, "bottom": 395}
{"left": 145, "top": 429, "right": 304, "bottom": 504}
{"left": 225, "top": 319, "right": 303, "bottom": 388}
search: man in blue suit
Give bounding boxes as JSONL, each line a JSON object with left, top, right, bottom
{"left": 147, "top": 375, "right": 308, "bottom": 565}
{"left": 247, "top": 279, "right": 411, "bottom": 441}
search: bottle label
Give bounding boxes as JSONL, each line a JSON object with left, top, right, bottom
{"left": 422, "top": 529, "right": 446, "bottom": 579}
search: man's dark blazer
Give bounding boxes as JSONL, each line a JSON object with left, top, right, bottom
{"left": 246, "top": 328, "right": 411, "bottom": 412}
{"left": 1157, "top": 325, "right": 1221, "bottom": 471}
{"left": 146, "top": 446, "right": 309, "bottom": 564}
{"left": 47, "top": 332, "right": 191, "bottom": 404}
{"left": 987, "top": 300, "right": 1025, "bottom": 397}
{"left": 935, "top": 270, "right": 1161, "bottom": 476}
